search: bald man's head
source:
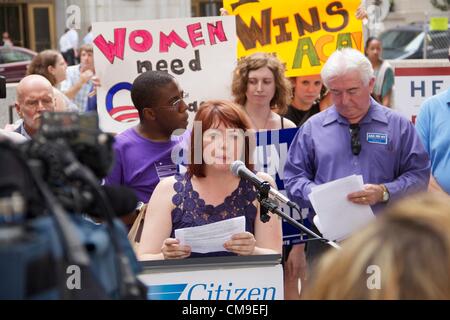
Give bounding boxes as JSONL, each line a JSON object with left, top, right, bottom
{"left": 16, "top": 74, "right": 54, "bottom": 104}
{"left": 15, "top": 74, "right": 56, "bottom": 137}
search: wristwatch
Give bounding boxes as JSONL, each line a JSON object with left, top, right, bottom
{"left": 380, "top": 184, "right": 390, "bottom": 202}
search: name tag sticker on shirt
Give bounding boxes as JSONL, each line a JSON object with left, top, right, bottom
{"left": 367, "top": 133, "right": 388, "bottom": 145}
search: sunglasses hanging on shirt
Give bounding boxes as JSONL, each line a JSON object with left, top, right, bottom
{"left": 349, "top": 123, "right": 361, "bottom": 156}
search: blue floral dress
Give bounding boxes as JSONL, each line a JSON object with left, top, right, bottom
{"left": 170, "top": 173, "right": 258, "bottom": 257}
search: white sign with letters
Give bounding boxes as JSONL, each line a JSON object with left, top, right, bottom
{"left": 93, "top": 16, "right": 237, "bottom": 133}
{"left": 393, "top": 65, "right": 450, "bottom": 123}
{"left": 139, "top": 264, "right": 283, "bottom": 300}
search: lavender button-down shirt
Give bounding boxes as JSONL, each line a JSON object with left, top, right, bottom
{"left": 284, "top": 98, "right": 430, "bottom": 216}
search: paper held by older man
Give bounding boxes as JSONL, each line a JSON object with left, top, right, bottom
{"left": 309, "top": 174, "right": 375, "bottom": 242}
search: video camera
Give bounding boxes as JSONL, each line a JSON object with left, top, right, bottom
{"left": 0, "top": 111, "right": 145, "bottom": 300}
{"left": 0, "top": 76, "right": 6, "bottom": 99}
{"left": 20, "top": 112, "right": 115, "bottom": 215}
{"left": 30, "top": 111, "right": 114, "bottom": 178}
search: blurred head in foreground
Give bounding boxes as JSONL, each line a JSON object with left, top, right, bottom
{"left": 304, "top": 193, "right": 450, "bottom": 300}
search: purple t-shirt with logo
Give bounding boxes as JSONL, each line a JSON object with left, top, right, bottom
{"left": 104, "top": 127, "right": 183, "bottom": 203}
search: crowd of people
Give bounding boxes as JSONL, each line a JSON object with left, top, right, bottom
{"left": 2, "top": 28, "right": 98, "bottom": 138}
{"left": 1, "top": 10, "right": 450, "bottom": 301}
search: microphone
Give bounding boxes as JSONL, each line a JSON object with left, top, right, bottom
{"left": 102, "top": 185, "right": 138, "bottom": 217}
{"left": 88, "top": 185, "right": 138, "bottom": 218}
{"left": 230, "top": 160, "right": 300, "bottom": 210}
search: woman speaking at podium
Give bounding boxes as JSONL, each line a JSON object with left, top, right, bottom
{"left": 138, "top": 100, "right": 282, "bottom": 260}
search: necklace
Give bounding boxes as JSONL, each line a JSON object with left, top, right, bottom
{"left": 248, "top": 110, "right": 272, "bottom": 130}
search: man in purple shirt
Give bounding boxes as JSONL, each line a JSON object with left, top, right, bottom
{"left": 284, "top": 48, "right": 430, "bottom": 266}
{"left": 104, "top": 71, "right": 189, "bottom": 204}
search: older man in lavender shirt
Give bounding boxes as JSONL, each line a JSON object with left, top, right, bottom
{"left": 284, "top": 48, "right": 430, "bottom": 266}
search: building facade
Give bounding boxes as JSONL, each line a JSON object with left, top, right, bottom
{"left": 0, "top": 0, "right": 192, "bottom": 52}
{"left": 0, "top": 0, "right": 447, "bottom": 52}
{"left": 385, "top": 0, "right": 449, "bottom": 28}
{"left": 0, "top": 0, "right": 57, "bottom": 51}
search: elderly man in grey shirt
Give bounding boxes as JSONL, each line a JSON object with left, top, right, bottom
{"left": 14, "top": 75, "right": 56, "bottom": 140}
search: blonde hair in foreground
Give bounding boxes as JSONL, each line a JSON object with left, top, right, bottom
{"left": 304, "top": 193, "right": 450, "bottom": 300}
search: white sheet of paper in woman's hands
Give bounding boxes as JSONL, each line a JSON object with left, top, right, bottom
{"left": 175, "top": 216, "right": 246, "bottom": 253}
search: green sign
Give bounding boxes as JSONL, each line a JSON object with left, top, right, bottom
{"left": 430, "top": 17, "right": 448, "bottom": 31}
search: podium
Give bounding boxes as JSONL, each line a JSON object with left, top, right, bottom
{"left": 138, "top": 254, "right": 284, "bottom": 300}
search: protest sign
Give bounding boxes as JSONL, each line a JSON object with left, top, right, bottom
{"left": 393, "top": 65, "right": 450, "bottom": 123}
{"left": 223, "top": 0, "right": 363, "bottom": 77}
{"left": 93, "top": 16, "right": 237, "bottom": 132}
{"left": 254, "top": 128, "right": 310, "bottom": 245}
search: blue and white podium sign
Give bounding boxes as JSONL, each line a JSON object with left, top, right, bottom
{"left": 254, "top": 128, "right": 310, "bottom": 245}
{"left": 139, "top": 255, "right": 283, "bottom": 300}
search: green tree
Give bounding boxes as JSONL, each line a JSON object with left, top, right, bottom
{"left": 430, "top": 0, "right": 450, "bottom": 11}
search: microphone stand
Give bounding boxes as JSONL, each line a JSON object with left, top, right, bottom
{"left": 256, "top": 181, "right": 340, "bottom": 250}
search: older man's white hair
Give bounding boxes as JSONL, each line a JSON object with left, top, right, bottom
{"left": 321, "top": 48, "right": 374, "bottom": 88}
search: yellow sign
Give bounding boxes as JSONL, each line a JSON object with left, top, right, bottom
{"left": 430, "top": 17, "right": 448, "bottom": 31}
{"left": 223, "top": 0, "right": 363, "bottom": 77}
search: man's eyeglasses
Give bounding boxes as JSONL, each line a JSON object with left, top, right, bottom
{"left": 349, "top": 124, "right": 361, "bottom": 156}
{"left": 153, "top": 92, "right": 189, "bottom": 113}
{"left": 24, "top": 98, "right": 55, "bottom": 109}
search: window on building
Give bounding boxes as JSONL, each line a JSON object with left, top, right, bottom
{"left": 192, "top": 0, "right": 222, "bottom": 17}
